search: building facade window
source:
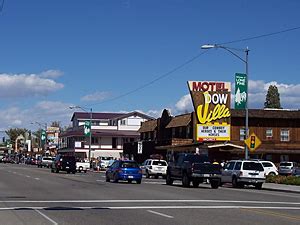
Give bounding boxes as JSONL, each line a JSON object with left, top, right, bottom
{"left": 120, "top": 119, "right": 126, "bottom": 125}
{"left": 239, "top": 128, "right": 246, "bottom": 141}
{"left": 266, "top": 128, "right": 273, "bottom": 139}
{"left": 280, "top": 129, "right": 289, "bottom": 142}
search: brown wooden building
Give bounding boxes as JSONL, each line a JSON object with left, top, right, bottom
{"left": 123, "top": 109, "right": 300, "bottom": 163}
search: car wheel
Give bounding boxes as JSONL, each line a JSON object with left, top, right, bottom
{"left": 268, "top": 172, "right": 276, "bottom": 176}
{"left": 113, "top": 173, "right": 118, "bottom": 183}
{"left": 255, "top": 183, "right": 263, "bottom": 189}
{"left": 79, "top": 166, "right": 83, "bottom": 172}
{"left": 211, "top": 179, "right": 220, "bottom": 189}
{"left": 182, "top": 173, "right": 190, "bottom": 188}
{"left": 51, "top": 168, "right": 54, "bottom": 173}
{"left": 67, "top": 170, "right": 70, "bottom": 174}
{"left": 136, "top": 179, "right": 141, "bottom": 184}
{"left": 84, "top": 170, "right": 87, "bottom": 173}
{"left": 72, "top": 171, "right": 76, "bottom": 174}
{"left": 146, "top": 171, "right": 150, "bottom": 178}
{"left": 106, "top": 175, "right": 110, "bottom": 182}
{"left": 154, "top": 175, "right": 159, "bottom": 179}
{"left": 192, "top": 181, "right": 200, "bottom": 188}
{"left": 56, "top": 169, "right": 59, "bottom": 173}
{"left": 232, "top": 177, "right": 238, "bottom": 188}
{"left": 166, "top": 173, "right": 173, "bottom": 185}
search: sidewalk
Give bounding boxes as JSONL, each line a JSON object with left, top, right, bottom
{"left": 263, "top": 183, "right": 300, "bottom": 193}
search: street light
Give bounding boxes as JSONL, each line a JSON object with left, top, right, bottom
{"left": 69, "top": 106, "right": 93, "bottom": 162}
{"left": 201, "top": 44, "right": 250, "bottom": 160}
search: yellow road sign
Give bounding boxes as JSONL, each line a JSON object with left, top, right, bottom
{"left": 244, "top": 133, "right": 261, "bottom": 152}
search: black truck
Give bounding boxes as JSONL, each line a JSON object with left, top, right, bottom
{"left": 166, "top": 153, "right": 221, "bottom": 189}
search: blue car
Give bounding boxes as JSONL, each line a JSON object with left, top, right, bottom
{"left": 105, "top": 160, "right": 142, "bottom": 184}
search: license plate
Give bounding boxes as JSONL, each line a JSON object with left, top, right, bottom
{"left": 128, "top": 176, "right": 133, "bottom": 179}
{"left": 203, "top": 174, "right": 209, "bottom": 177}
{"left": 66, "top": 166, "right": 69, "bottom": 169}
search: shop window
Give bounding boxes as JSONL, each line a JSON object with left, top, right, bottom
{"left": 280, "top": 129, "right": 289, "bottom": 142}
{"left": 120, "top": 119, "right": 126, "bottom": 125}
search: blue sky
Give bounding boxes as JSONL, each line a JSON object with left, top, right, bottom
{"left": 0, "top": 0, "right": 300, "bottom": 130}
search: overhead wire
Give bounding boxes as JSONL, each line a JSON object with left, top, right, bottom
{"left": 83, "top": 26, "right": 300, "bottom": 109}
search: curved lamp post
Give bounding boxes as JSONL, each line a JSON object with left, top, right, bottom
{"left": 201, "top": 44, "right": 250, "bottom": 160}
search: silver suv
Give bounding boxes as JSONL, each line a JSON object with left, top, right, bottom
{"left": 221, "top": 160, "right": 265, "bottom": 189}
{"left": 141, "top": 159, "right": 168, "bottom": 179}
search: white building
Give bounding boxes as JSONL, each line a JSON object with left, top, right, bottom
{"left": 59, "top": 111, "right": 154, "bottom": 159}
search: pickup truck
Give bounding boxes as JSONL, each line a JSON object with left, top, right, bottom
{"left": 76, "top": 160, "right": 90, "bottom": 173}
{"left": 166, "top": 153, "right": 221, "bottom": 189}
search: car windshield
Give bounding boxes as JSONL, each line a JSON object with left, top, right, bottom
{"left": 280, "top": 162, "right": 292, "bottom": 167}
{"left": 152, "top": 161, "right": 167, "bottom": 166}
{"left": 243, "top": 162, "right": 264, "bottom": 171}
{"left": 121, "top": 162, "right": 139, "bottom": 168}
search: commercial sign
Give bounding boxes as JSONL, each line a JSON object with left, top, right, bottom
{"left": 188, "top": 81, "right": 231, "bottom": 141}
{"left": 234, "top": 73, "right": 247, "bottom": 109}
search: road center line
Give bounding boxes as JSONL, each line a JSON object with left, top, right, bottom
{"left": 147, "top": 210, "right": 174, "bottom": 218}
{"left": 35, "top": 209, "right": 58, "bottom": 225}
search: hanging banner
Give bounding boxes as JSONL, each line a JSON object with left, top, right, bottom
{"left": 188, "top": 81, "right": 231, "bottom": 141}
{"left": 234, "top": 73, "right": 247, "bottom": 109}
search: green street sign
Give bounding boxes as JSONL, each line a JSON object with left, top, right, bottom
{"left": 41, "top": 130, "right": 46, "bottom": 143}
{"left": 84, "top": 121, "right": 91, "bottom": 137}
{"left": 235, "top": 73, "right": 247, "bottom": 109}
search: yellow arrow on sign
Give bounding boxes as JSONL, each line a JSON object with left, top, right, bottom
{"left": 244, "top": 133, "right": 261, "bottom": 152}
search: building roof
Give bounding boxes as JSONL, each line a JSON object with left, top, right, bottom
{"left": 112, "top": 111, "right": 155, "bottom": 121}
{"left": 231, "top": 109, "right": 300, "bottom": 119}
{"left": 138, "top": 120, "right": 157, "bottom": 133}
{"left": 71, "top": 112, "right": 126, "bottom": 121}
{"left": 165, "top": 113, "right": 191, "bottom": 128}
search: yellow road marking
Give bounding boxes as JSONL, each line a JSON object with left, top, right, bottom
{"left": 242, "top": 208, "right": 300, "bottom": 222}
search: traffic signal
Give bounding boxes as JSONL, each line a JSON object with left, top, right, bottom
{"left": 250, "top": 136, "right": 255, "bottom": 148}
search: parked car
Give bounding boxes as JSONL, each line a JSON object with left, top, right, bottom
{"left": 292, "top": 167, "right": 300, "bottom": 177}
{"left": 278, "top": 162, "right": 298, "bottom": 176}
{"left": 40, "top": 157, "right": 54, "bottom": 168}
{"left": 141, "top": 159, "right": 168, "bottom": 178}
{"left": 259, "top": 160, "right": 278, "bottom": 176}
{"left": 221, "top": 160, "right": 265, "bottom": 189}
{"left": 51, "top": 155, "right": 76, "bottom": 174}
{"left": 166, "top": 153, "right": 222, "bottom": 189}
{"left": 37, "top": 156, "right": 43, "bottom": 167}
{"left": 99, "top": 156, "right": 114, "bottom": 168}
{"left": 76, "top": 159, "right": 90, "bottom": 173}
{"left": 105, "top": 160, "right": 142, "bottom": 184}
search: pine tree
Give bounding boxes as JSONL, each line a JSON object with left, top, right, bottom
{"left": 264, "top": 85, "right": 282, "bottom": 109}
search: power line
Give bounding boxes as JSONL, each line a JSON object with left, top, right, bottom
{"left": 88, "top": 50, "right": 209, "bottom": 107}
{"left": 218, "top": 26, "right": 300, "bottom": 45}
{"left": 85, "top": 25, "right": 300, "bottom": 108}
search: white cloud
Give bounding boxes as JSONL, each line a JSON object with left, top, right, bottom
{"left": 175, "top": 94, "right": 193, "bottom": 113}
{"left": 39, "top": 70, "right": 63, "bottom": 79}
{"left": 0, "top": 101, "right": 73, "bottom": 130}
{"left": 0, "top": 72, "right": 64, "bottom": 98}
{"left": 81, "top": 91, "right": 111, "bottom": 102}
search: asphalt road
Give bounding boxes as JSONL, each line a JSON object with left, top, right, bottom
{"left": 0, "top": 163, "right": 300, "bottom": 225}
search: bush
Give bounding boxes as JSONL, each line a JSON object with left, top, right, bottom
{"left": 266, "top": 175, "right": 300, "bottom": 186}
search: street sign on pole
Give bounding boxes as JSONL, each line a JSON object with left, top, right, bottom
{"left": 234, "top": 73, "right": 247, "bottom": 109}
{"left": 84, "top": 121, "right": 91, "bottom": 137}
{"left": 244, "top": 133, "right": 261, "bottom": 152}
{"left": 137, "top": 141, "right": 143, "bottom": 154}
{"left": 41, "top": 130, "right": 46, "bottom": 143}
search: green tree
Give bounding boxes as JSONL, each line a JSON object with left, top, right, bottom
{"left": 264, "top": 85, "right": 282, "bottom": 109}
